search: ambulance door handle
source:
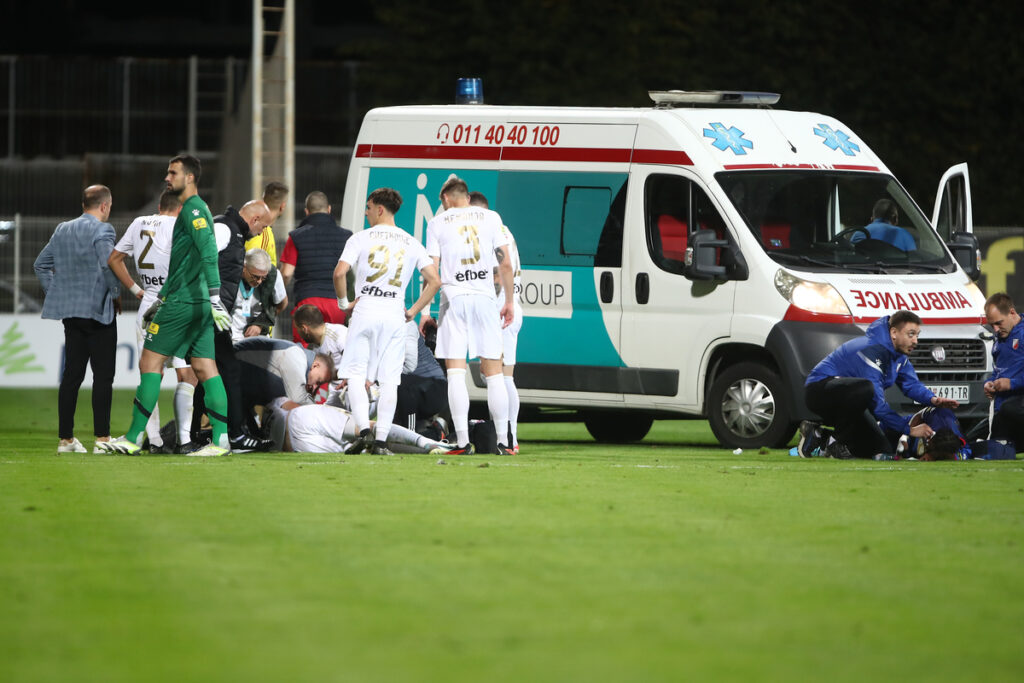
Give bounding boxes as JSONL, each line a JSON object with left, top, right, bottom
{"left": 600, "top": 271, "right": 614, "bottom": 303}
{"left": 635, "top": 272, "right": 649, "bottom": 304}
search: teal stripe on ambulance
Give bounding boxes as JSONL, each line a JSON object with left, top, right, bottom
{"left": 365, "top": 166, "right": 627, "bottom": 368}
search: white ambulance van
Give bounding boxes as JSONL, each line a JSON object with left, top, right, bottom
{"left": 340, "top": 91, "right": 988, "bottom": 449}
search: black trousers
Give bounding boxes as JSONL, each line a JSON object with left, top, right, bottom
{"left": 59, "top": 317, "right": 116, "bottom": 439}
{"left": 214, "top": 331, "right": 245, "bottom": 439}
{"left": 990, "top": 395, "right": 1024, "bottom": 449}
{"left": 805, "top": 377, "right": 892, "bottom": 458}
{"left": 394, "top": 374, "right": 448, "bottom": 428}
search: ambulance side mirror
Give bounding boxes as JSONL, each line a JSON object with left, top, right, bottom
{"left": 684, "top": 229, "right": 727, "bottom": 281}
{"left": 948, "top": 231, "right": 981, "bottom": 281}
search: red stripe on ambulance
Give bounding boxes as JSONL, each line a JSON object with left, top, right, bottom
{"left": 355, "top": 144, "right": 693, "bottom": 166}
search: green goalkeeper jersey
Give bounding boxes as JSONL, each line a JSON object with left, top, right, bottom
{"left": 159, "top": 194, "right": 221, "bottom": 303}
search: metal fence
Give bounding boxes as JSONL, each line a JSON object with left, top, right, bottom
{"left": 0, "top": 54, "right": 362, "bottom": 312}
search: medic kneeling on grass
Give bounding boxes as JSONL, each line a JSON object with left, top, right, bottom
{"left": 797, "top": 310, "right": 959, "bottom": 460}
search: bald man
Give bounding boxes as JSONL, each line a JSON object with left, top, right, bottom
{"left": 34, "top": 184, "right": 120, "bottom": 453}
{"left": 207, "top": 199, "right": 277, "bottom": 452}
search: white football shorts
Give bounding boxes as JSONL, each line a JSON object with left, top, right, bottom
{"left": 337, "top": 308, "right": 406, "bottom": 385}
{"left": 436, "top": 293, "right": 503, "bottom": 361}
{"left": 494, "top": 299, "right": 523, "bottom": 365}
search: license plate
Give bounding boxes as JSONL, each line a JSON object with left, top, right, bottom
{"left": 925, "top": 385, "right": 970, "bottom": 402}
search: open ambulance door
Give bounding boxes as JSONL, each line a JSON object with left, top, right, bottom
{"left": 932, "top": 163, "right": 980, "bottom": 280}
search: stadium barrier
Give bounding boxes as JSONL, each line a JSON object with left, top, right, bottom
{"left": 0, "top": 314, "right": 180, "bottom": 389}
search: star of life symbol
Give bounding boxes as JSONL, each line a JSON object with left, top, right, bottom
{"left": 814, "top": 124, "right": 860, "bottom": 156}
{"left": 703, "top": 122, "right": 753, "bottom": 155}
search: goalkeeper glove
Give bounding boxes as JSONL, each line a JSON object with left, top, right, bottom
{"left": 210, "top": 295, "right": 231, "bottom": 332}
{"left": 142, "top": 297, "right": 163, "bottom": 324}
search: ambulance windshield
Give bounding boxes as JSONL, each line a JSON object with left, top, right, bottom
{"left": 717, "top": 171, "right": 955, "bottom": 273}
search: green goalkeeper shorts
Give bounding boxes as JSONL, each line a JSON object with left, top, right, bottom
{"left": 142, "top": 299, "right": 215, "bottom": 360}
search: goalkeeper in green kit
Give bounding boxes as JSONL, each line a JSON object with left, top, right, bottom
{"left": 108, "top": 155, "right": 233, "bottom": 456}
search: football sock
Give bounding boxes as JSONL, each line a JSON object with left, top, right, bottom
{"left": 374, "top": 382, "right": 398, "bottom": 443}
{"left": 346, "top": 375, "right": 371, "bottom": 433}
{"left": 126, "top": 372, "right": 162, "bottom": 444}
{"left": 145, "top": 399, "right": 163, "bottom": 447}
{"left": 385, "top": 423, "right": 429, "bottom": 450}
{"left": 201, "top": 375, "right": 230, "bottom": 449}
{"left": 447, "top": 368, "right": 470, "bottom": 445}
{"left": 485, "top": 372, "right": 509, "bottom": 447}
{"left": 174, "top": 382, "right": 195, "bottom": 445}
{"left": 505, "top": 374, "right": 520, "bottom": 447}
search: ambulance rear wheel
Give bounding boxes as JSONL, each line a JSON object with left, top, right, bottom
{"left": 708, "top": 362, "right": 795, "bottom": 449}
{"left": 584, "top": 412, "right": 653, "bottom": 443}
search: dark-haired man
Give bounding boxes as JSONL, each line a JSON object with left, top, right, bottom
{"left": 333, "top": 187, "right": 440, "bottom": 455}
{"left": 107, "top": 155, "right": 233, "bottom": 456}
{"left": 800, "top": 310, "right": 958, "bottom": 459}
{"left": 108, "top": 190, "right": 198, "bottom": 453}
{"left": 292, "top": 303, "right": 348, "bottom": 371}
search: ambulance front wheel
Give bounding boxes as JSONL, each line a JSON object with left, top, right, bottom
{"left": 583, "top": 411, "right": 653, "bottom": 443}
{"left": 708, "top": 362, "right": 797, "bottom": 449}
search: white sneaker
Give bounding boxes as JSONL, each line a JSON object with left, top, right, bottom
{"left": 57, "top": 438, "right": 87, "bottom": 453}
{"left": 187, "top": 443, "right": 231, "bottom": 457}
{"left": 103, "top": 436, "right": 142, "bottom": 455}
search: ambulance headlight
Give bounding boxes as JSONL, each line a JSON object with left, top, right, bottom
{"left": 774, "top": 270, "right": 851, "bottom": 316}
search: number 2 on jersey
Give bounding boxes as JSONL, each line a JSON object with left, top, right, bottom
{"left": 458, "top": 225, "right": 481, "bottom": 265}
{"left": 367, "top": 245, "right": 407, "bottom": 287}
{"left": 137, "top": 230, "right": 156, "bottom": 270}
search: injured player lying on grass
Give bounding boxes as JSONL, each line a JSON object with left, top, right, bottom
{"left": 262, "top": 398, "right": 453, "bottom": 455}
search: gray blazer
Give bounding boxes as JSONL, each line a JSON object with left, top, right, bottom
{"left": 34, "top": 213, "right": 120, "bottom": 324}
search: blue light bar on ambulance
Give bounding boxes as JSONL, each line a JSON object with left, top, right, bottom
{"left": 648, "top": 90, "right": 780, "bottom": 107}
{"left": 456, "top": 77, "right": 484, "bottom": 104}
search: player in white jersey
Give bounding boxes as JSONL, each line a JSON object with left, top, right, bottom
{"left": 262, "top": 398, "right": 453, "bottom": 454}
{"left": 469, "top": 191, "right": 523, "bottom": 454}
{"left": 107, "top": 191, "right": 197, "bottom": 452}
{"left": 426, "top": 177, "right": 515, "bottom": 455}
{"left": 292, "top": 303, "right": 348, "bottom": 372}
{"left": 333, "top": 187, "right": 441, "bottom": 455}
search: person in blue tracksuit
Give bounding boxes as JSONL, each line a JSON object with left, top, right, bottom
{"left": 802, "top": 310, "right": 959, "bottom": 459}
{"left": 981, "top": 292, "right": 1024, "bottom": 450}
{"left": 849, "top": 199, "right": 916, "bottom": 252}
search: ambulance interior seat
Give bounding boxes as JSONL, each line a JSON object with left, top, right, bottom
{"left": 760, "top": 221, "right": 792, "bottom": 249}
{"left": 656, "top": 214, "right": 688, "bottom": 262}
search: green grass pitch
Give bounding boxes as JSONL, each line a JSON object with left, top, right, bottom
{"left": 1, "top": 388, "right": 1023, "bottom": 682}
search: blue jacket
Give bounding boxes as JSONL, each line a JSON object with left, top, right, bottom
{"left": 33, "top": 213, "right": 119, "bottom": 324}
{"left": 850, "top": 219, "right": 916, "bottom": 252}
{"left": 806, "top": 315, "right": 935, "bottom": 434}
{"left": 989, "top": 318, "right": 1024, "bottom": 410}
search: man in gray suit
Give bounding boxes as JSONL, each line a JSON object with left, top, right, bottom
{"left": 34, "top": 185, "right": 121, "bottom": 453}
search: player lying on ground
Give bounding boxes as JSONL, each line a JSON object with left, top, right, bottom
{"left": 261, "top": 398, "right": 452, "bottom": 455}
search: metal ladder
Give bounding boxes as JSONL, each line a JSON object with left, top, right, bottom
{"left": 252, "top": 0, "right": 295, "bottom": 233}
